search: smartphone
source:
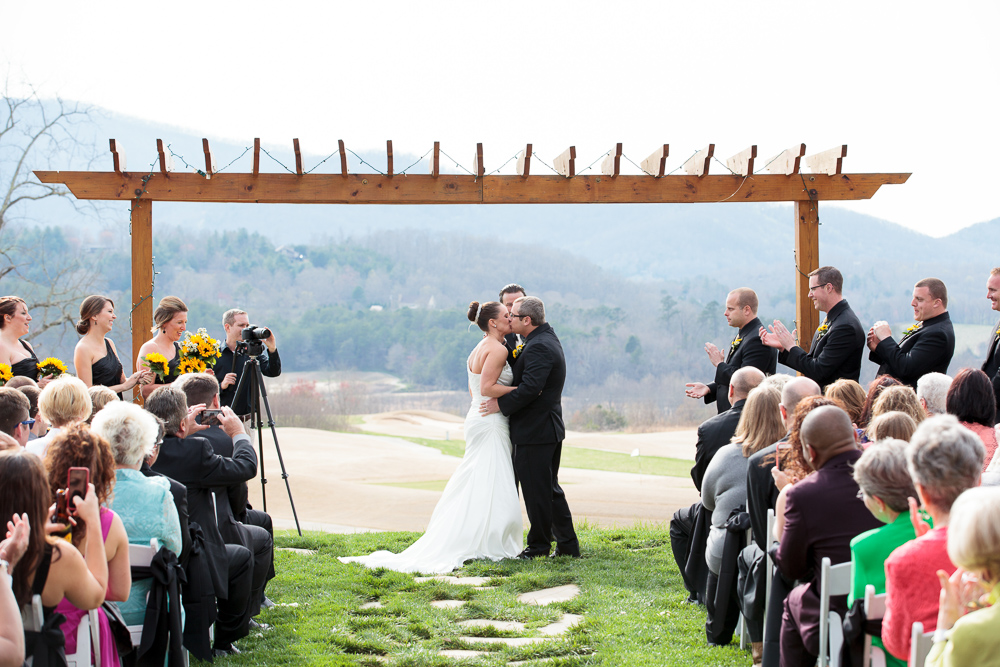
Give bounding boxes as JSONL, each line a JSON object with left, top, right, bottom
{"left": 197, "top": 409, "right": 223, "bottom": 426}
{"left": 775, "top": 442, "right": 791, "bottom": 472}
{"left": 66, "top": 467, "right": 90, "bottom": 515}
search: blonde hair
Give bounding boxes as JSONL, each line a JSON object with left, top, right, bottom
{"left": 150, "top": 296, "right": 187, "bottom": 334}
{"left": 732, "top": 385, "right": 784, "bottom": 458}
{"left": 38, "top": 376, "right": 92, "bottom": 428}
{"left": 825, "top": 379, "right": 866, "bottom": 425}
{"left": 87, "top": 385, "right": 120, "bottom": 424}
{"left": 872, "top": 385, "right": 925, "bottom": 429}
{"left": 947, "top": 486, "right": 1000, "bottom": 582}
{"left": 868, "top": 411, "right": 918, "bottom": 443}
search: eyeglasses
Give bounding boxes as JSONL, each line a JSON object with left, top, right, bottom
{"left": 807, "top": 283, "right": 831, "bottom": 293}
{"left": 510, "top": 313, "right": 530, "bottom": 320}
{"left": 19, "top": 418, "right": 35, "bottom": 428}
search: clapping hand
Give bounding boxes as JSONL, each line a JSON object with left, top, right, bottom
{"left": 685, "top": 382, "right": 710, "bottom": 399}
{"left": 705, "top": 342, "right": 724, "bottom": 367}
{"left": 760, "top": 320, "right": 796, "bottom": 352}
{"left": 1, "top": 513, "right": 30, "bottom": 570}
{"left": 908, "top": 496, "right": 933, "bottom": 538}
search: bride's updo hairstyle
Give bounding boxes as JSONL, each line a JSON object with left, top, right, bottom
{"left": 467, "top": 301, "right": 504, "bottom": 333}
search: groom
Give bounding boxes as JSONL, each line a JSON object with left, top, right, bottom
{"left": 481, "top": 296, "right": 580, "bottom": 559}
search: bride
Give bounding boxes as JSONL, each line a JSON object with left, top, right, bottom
{"left": 340, "top": 301, "right": 523, "bottom": 574}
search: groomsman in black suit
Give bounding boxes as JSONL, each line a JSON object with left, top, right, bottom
{"left": 760, "top": 266, "right": 866, "bottom": 389}
{"left": 982, "top": 268, "right": 1000, "bottom": 421}
{"left": 481, "top": 296, "right": 579, "bottom": 559}
{"left": 685, "top": 288, "right": 776, "bottom": 413}
{"left": 868, "top": 277, "right": 955, "bottom": 387}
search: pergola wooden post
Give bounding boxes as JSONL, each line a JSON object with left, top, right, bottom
{"left": 35, "top": 140, "right": 908, "bottom": 400}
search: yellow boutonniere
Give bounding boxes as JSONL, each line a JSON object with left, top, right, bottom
{"left": 0, "top": 363, "right": 11, "bottom": 384}
{"left": 36, "top": 357, "right": 68, "bottom": 378}
{"left": 902, "top": 322, "right": 922, "bottom": 337}
{"left": 815, "top": 320, "right": 830, "bottom": 339}
{"left": 512, "top": 343, "right": 524, "bottom": 359}
{"left": 730, "top": 337, "right": 743, "bottom": 350}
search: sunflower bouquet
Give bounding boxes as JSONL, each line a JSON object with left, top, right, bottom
{"left": 141, "top": 352, "right": 173, "bottom": 382}
{"left": 0, "top": 363, "right": 11, "bottom": 385}
{"left": 37, "top": 357, "right": 68, "bottom": 378}
{"left": 178, "top": 328, "right": 222, "bottom": 375}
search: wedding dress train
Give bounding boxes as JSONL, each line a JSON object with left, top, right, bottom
{"left": 339, "top": 358, "right": 522, "bottom": 574}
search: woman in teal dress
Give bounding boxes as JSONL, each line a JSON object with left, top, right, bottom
{"left": 850, "top": 438, "right": 919, "bottom": 667}
{"left": 92, "top": 401, "right": 182, "bottom": 625}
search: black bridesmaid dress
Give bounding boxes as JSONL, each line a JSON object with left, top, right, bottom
{"left": 91, "top": 338, "right": 125, "bottom": 399}
{"left": 10, "top": 339, "right": 39, "bottom": 381}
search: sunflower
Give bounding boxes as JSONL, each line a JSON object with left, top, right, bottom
{"left": 37, "top": 357, "right": 68, "bottom": 378}
{"left": 0, "top": 363, "right": 11, "bottom": 384}
{"left": 142, "top": 352, "right": 171, "bottom": 381}
{"left": 178, "top": 357, "right": 207, "bottom": 375}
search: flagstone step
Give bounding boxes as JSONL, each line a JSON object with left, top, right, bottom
{"left": 458, "top": 619, "right": 526, "bottom": 632}
{"left": 430, "top": 599, "right": 467, "bottom": 609}
{"left": 539, "top": 613, "right": 582, "bottom": 635}
{"left": 516, "top": 584, "right": 581, "bottom": 606}
{"left": 276, "top": 547, "right": 318, "bottom": 555}
{"left": 457, "top": 637, "right": 549, "bottom": 647}
{"left": 415, "top": 576, "right": 492, "bottom": 585}
{"left": 360, "top": 601, "right": 382, "bottom": 609}
{"left": 439, "top": 649, "right": 489, "bottom": 658}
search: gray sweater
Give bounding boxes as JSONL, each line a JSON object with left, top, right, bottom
{"left": 701, "top": 443, "right": 750, "bottom": 575}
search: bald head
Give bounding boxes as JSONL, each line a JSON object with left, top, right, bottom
{"left": 801, "top": 405, "right": 856, "bottom": 469}
{"left": 731, "top": 367, "right": 765, "bottom": 402}
{"left": 781, "top": 377, "right": 821, "bottom": 414}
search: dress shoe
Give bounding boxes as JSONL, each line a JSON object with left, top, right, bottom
{"left": 516, "top": 549, "right": 548, "bottom": 560}
{"left": 213, "top": 643, "right": 241, "bottom": 656}
{"left": 260, "top": 595, "right": 276, "bottom": 609}
{"left": 549, "top": 548, "right": 581, "bottom": 559}
{"left": 249, "top": 619, "right": 272, "bottom": 631}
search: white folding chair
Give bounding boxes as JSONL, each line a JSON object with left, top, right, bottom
{"left": 126, "top": 538, "right": 159, "bottom": 649}
{"left": 862, "top": 584, "right": 887, "bottom": 667}
{"left": 765, "top": 509, "right": 776, "bottom": 614}
{"left": 908, "top": 621, "right": 934, "bottom": 667}
{"left": 23, "top": 593, "right": 100, "bottom": 667}
{"left": 738, "top": 527, "right": 752, "bottom": 650}
{"left": 818, "top": 557, "right": 852, "bottom": 667}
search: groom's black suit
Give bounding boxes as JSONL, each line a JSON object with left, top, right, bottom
{"left": 497, "top": 322, "right": 579, "bottom": 557}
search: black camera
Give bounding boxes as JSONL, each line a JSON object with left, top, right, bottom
{"left": 241, "top": 325, "right": 271, "bottom": 341}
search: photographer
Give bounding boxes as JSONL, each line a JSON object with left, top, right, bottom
{"left": 214, "top": 309, "right": 281, "bottom": 418}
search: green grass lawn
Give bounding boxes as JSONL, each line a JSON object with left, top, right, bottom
{"left": 367, "top": 434, "right": 692, "bottom": 478}
{"left": 211, "top": 524, "right": 753, "bottom": 666}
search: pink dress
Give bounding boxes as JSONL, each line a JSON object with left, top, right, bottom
{"left": 56, "top": 507, "right": 120, "bottom": 666}
{"left": 960, "top": 421, "right": 998, "bottom": 471}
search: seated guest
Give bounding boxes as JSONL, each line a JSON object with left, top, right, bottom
{"left": 0, "top": 433, "right": 19, "bottom": 452}
{"left": 945, "top": 368, "right": 997, "bottom": 470}
{"left": 868, "top": 278, "right": 956, "bottom": 388}
{"left": 867, "top": 411, "right": 918, "bottom": 443}
{"left": 775, "top": 406, "right": 882, "bottom": 666}
{"left": 866, "top": 385, "right": 925, "bottom": 443}
{"left": 15, "top": 386, "right": 47, "bottom": 440}
{"left": 702, "top": 385, "right": 784, "bottom": 647}
{"left": 671, "top": 367, "right": 765, "bottom": 603}
{"left": 145, "top": 386, "right": 258, "bottom": 656}
{"left": 849, "top": 439, "right": 919, "bottom": 667}
{"left": 45, "top": 426, "right": 130, "bottom": 666}
{"left": 882, "top": 415, "right": 984, "bottom": 661}
{"left": 857, "top": 375, "right": 904, "bottom": 432}
{"left": 92, "top": 402, "right": 182, "bottom": 626}
{"left": 917, "top": 372, "right": 952, "bottom": 417}
{"left": 0, "top": 512, "right": 26, "bottom": 667}
{"left": 73, "top": 295, "right": 151, "bottom": 400}
{"left": 176, "top": 373, "right": 275, "bottom": 608}
{"left": 926, "top": 486, "right": 1000, "bottom": 666}
{"left": 4, "top": 376, "right": 36, "bottom": 390}
{"left": 87, "top": 386, "right": 119, "bottom": 424}
{"left": 0, "top": 388, "right": 31, "bottom": 448}
{"left": 0, "top": 450, "right": 107, "bottom": 664}
{"left": 25, "top": 376, "right": 92, "bottom": 459}
{"left": 824, "top": 379, "right": 866, "bottom": 426}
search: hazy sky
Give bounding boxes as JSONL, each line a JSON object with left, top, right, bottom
{"left": 5, "top": 1, "right": 998, "bottom": 236}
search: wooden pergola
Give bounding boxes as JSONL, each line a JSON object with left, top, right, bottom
{"left": 35, "top": 139, "right": 908, "bottom": 398}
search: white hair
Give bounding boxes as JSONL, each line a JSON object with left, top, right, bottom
{"left": 907, "top": 414, "right": 984, "bottom": 511}
{"left": 916, "top": 372, "right": 952, "bottom": 415}
{"left": 91, "top": 401, "right": 160, "bottom": 467}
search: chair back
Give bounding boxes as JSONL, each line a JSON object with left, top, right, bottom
{"left": 127, "top": 538, "right": 161, "bottom": 648}
{"left": 908, "top": 621, "right": 934, "bottom": 667}
{"left": 818, "top": 557, "right": 852, "bottom": 667}
{"left": 862, "top": 584, "right": 888, "bottom": 667}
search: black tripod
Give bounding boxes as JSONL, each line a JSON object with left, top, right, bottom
{"left": 231, "top": 348, "right": 302, "bottom": 536}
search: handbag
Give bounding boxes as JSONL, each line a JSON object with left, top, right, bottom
{"left": 102, "top": 600, "right": 135, "bottom": 657}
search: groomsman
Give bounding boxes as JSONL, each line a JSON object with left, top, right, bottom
{"left": 761, "top": 266, "right": 865, "bottom": 389}
{"left": 868, "top": 277, "right": 955, "bottom": 387}
{"left": 685, "top": 288, "right": 776, "bottom": 413}
{"left": 982, "top": 268, "right": 1000, "bottom": 421}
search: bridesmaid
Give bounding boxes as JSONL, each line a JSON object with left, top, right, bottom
{"left": 135, "top": 296, "right": 187, "bottom": 398}
{"left": 0, "top": 296, "right": 51, "bottom": 387}
{"left": 73, "top": 295, "right": 151, "bottom": 400}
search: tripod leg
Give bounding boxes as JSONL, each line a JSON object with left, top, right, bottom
{"left": 253, "top": 363, "right": 302, "bottom": 536}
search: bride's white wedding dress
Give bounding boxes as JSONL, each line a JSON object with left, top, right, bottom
{"left": 339, "top": 355, "right": 523, "bottom": 574}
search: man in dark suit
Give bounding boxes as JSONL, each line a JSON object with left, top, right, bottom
{"left": 481, "top": 296, "right": 579, "bottom": 559}
{"left": 761, "top": 266, "right": 866, "bottom": 389}
{"left": 670, "top": 367, "right": 764, "bottom": 602}
{"left": 685, "top": 288, "right": 777, "bottom": 413}
{"left": 145, "top": 386, "right": 258, "bottom": 655}
{"left": 775, "top": 406, "right": 881, "bottom": 666}
{"left": 499, "top": 283, "right": 526, "bottom": 357}
{"left": 177, "top": 373, "right": 275, "bottom": 606}
{"left": 868, "top": 277, "right": 955, "bottom": 388}
{"left": 981, "top": 268, "right": 1000, "bottom": 421}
